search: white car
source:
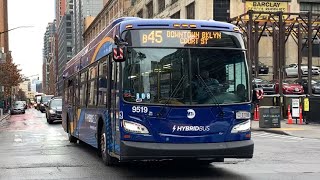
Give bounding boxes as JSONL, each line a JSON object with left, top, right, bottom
{"left": 285, "top": 63, "right": 320, "bottom": 77}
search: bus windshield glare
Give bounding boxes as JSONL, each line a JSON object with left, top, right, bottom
{"left": 123, "top": 30, "right": 248, "bottom": 105}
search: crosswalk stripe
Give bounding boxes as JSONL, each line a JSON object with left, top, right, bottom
{"left": 252, "top": 132, "right": 319, "bottom": 142}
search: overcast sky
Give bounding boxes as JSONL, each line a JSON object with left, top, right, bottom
{"left": 8, "top": 0, "right": 55, "bottom": 81}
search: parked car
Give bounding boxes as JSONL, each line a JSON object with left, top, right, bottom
{"left": 45, "top": 97, "right": 62, "bottom": 124}
{"left": 285, "top": 63, "right": 320, "bottom": 77}
{"left": 274, "top": 80, "right": 304, "bottom": 94}
{"left": 293, "top": 79, "right": 317, "bottom": 94}
{"left": 15, "top": 101, "right": 27, "bottom": 109}
{"left": 252, "top": 78, "right": 275, "bottom": 94}
{"left": 312, "top": 81, "right": 320, "bottom": 94}
{"left": 39, "top": 95, "right": 54, "bottom": 113}
{"left": 252, "top": 62, "right": 269, "bottom": 74}
{"left": 10, "top": 101, "right": 25, "bottom": 115}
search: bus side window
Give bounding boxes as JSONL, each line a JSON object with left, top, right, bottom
{"left": 88, "top": 63, "right": 98, "bottom": 106}
{"left": 80, "top": 70, "right": 88, "bottom": 107}
{"left": 98, "top": 57, "right": 108, "bottom": 106}
{"left": 64, "top": 80, "right": 68, "bottom": 103}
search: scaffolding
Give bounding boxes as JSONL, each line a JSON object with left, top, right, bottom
{"left": 229, "top": 10, "right": 320, "bottom": 96}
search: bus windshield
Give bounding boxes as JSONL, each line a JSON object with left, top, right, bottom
{"left": 123, "top": 47, "right": 249, "bottom": 105}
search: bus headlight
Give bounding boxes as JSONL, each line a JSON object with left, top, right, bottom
{"left": 122, "top": 120, "right": 149, "bottom": 134}
{"left": 231, "top": 120, "right": 251, "bottom": 133}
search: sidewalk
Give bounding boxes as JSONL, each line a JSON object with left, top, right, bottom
{"left": 0, "top": 113, "right": 9, "bottom": 122}
{"left": 251, "top": 120, "right": 320, "bottom": 139}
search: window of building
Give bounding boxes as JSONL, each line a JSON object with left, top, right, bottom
{"left": 158, "top": 0, "right": 165, "bottom": 13}
{"left": 137, "top": 9, "right": 143, "bottom": 18}
{"left": 213, "top": 0, "right": 230, "bottom": 21}
{"left": 66, "top": 28, "right": 72, "bottom": 33}
{"left": 171, "top": 11, "right": 180, "bottom": 19}
{"left": 300, "top": 3, "right": 320, "bottom": 57}
{"left": 186, "top": 2, "right": 195, "bottom": 19}
{"left": 67, "top": 47, "right": 72, "bottom": 52}
{"left": 172, "top": 0, "right": 178, "bottom": 4}
{"left": 147, "top": 1, "right": 153, "bottom": 18}
{"left": 300, "top": 2, "right": 320, "bottom": 13}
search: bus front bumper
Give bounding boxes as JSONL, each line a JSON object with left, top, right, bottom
{"left": 120, "top": 140, "right": 254, "bottom": 161}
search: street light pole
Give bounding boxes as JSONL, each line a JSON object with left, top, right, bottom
{"left": 0, "top": 25, "right": 34, "bottom": 62}
{"left": 0, "top": 25, "right": 34, "bottom": 110}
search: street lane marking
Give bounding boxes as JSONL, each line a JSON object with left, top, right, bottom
{"left": 252, "top": 132, "right": 319, "bottom": 142}
{"left": 14, "top": 134, "right": 23, "bottom": 143}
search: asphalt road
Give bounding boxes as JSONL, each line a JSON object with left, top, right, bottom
{"left": 1, "top": 108, "right": 320, "bottom": 180}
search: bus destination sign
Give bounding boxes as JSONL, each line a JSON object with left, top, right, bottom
{"left": 142, "top": 30, "right": 222, "bottom": 46}
{"left": 126, "top": 29, "right": 241, "bottom": 48}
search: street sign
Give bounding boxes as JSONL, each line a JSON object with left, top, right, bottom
{"left": 292, "top": 99, "right": 300, "bottom": 118}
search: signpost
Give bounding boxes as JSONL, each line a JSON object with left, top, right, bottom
{"left": 292, "top": 99, "right": 300, "bottom": 123}
{"left": 245, "top": 1, "right": 289, "bottom": 20}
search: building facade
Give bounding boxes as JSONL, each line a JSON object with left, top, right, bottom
{"left": 73, "top": 0, "right": 104, "bottom": 55}
{"left": 56, "top": 0, "right": 67, "bottom": 27}
{"left": 83, "top": 0, "right": 131, "bottom": 45}
{"left": 57, "top": 13, "right": 73, "bottom": 96}
{"left": 42, "top": 22, "right": 56, "bottom": 94}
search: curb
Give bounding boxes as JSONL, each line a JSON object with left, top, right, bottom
{"left": 0, "top": 114, "right": 10, "bottom": 122}
{"left": 251, "top": 128, "right": 291, "bottom": 136}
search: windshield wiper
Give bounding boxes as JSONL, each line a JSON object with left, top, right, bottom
{"left": 157, "top": 75, "right": 186, "bottom": 117}
{"left": 196, "top": 75, "right": 224, "bottom": 117}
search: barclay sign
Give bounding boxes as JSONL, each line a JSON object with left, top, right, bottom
{"left": 246, "top": 1, "right": 288, "bottom": 12}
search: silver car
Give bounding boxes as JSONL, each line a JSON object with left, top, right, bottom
{"left": 10, "top": 102, "right": 25, "bottom": 115}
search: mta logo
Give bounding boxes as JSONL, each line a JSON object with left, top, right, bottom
{"left": 187, "top": 109, "right": 195, "bottom": 119}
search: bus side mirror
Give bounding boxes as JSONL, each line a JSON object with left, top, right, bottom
{"left": 113, "top": 46, "right": 127, "bottom": 62}
{"left": 113, "top": 35, "right": 127, "bottom": 62}
{"left": 252, "top": 88, "right": 264, "bottom": 102}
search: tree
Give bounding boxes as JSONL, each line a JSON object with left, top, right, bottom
{"left": 0, "top": 61, "right": 23, "bottom": 98}
{"left": 15, "top": 88, "right": 27, "bottom": 101}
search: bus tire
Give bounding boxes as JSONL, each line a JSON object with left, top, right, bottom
{"left": 99, "top": 123, "right": 118, "bottom": 166}
{"left": 67, "top": 116, "right": 77, "bottom": 143}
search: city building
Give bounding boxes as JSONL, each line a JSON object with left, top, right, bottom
{"left": 43, "top": 22, "right": 56, "bottom": 94}
{"left": 57, "top": 13, "right": 73, "bottom": 96}
{"left": 83, "top": 0, "right": 131, "bottom": 45}
{"left": 73, "top": 0, "right": 104, "bottom": 55}
{"left": 56, "top": 0, "right": 67, "bottom": 27}
{"left": 36, "top": 83, "right": 43, "bottom": 93}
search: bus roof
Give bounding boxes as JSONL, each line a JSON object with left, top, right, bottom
{"left": 118, "top": 18, "right": 238, "bottom": 32}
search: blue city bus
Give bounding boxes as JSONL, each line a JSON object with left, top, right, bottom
{"left": 62, "top": 17, "right": 254, "bottom": 166}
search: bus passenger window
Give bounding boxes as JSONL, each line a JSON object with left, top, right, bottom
{"left": 98, "top": 77, "right": 108, "bottom": 105}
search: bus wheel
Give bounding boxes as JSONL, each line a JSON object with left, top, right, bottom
{"left": 100, "top": 124, "right": 118, "bottom": 166}
{"left": 68, "top": 133, "right": 77, "bottom": 143}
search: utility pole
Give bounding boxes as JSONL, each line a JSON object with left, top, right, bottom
{"left": 0, "top": 26, "right": 33, "bottom": 63}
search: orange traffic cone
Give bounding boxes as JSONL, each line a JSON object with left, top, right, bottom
{"left": 254, "top": 104, "right": 259, "bottom": 121}
{"left": 287, "top": 105, "right": 293, "bottom": 124}
{"left": 299, "top": 105, "right": 303, "bottom": 125}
